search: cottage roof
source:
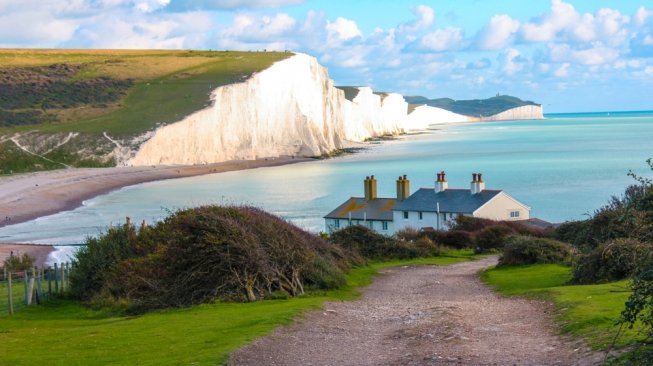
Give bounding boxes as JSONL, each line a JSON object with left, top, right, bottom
{"left": 393, "top": 188, "right": 502, "bottom": 213}
{"left": 324, "top": 197, "right": 397, "bottom": 221}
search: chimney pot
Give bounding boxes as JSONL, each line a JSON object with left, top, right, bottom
{"left": 472, "top": 173, "right": 477, "bottom": 183}
{"left": 478, "top": 173, "right": 483, "bottom": 182}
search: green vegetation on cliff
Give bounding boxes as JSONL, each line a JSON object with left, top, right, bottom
{"left": 0, "top": 49, "right": 291, "bottom": 173}
{"left": 405, "top": 95, "right": 539, "bottom": 117}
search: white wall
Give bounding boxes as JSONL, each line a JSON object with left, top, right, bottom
{"left": 473, "top": 192, "right": 530, "bottom": 221}
{"left": 324, "top": 218, "right": 394, "bottom": 235}
{"left": 391, "top": 210, "right": 460, "bottom": 233}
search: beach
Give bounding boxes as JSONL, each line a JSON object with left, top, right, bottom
{"left": 0, "top": 157, "right": 310, "bottom": 262}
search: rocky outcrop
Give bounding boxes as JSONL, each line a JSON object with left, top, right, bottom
{"left": 482, "top": 105, "right": 544, "bottom": 121}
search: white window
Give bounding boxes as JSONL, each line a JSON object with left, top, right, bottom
{"left": 382, "top": 221, "right": 388, "bottom": 230}
{"left": 418, "top": 211, "right": 423, "bottom": 220}
{"left": 510, "top": 210, "right": 520, "bottom": 218}
{"left": 368, "top": 221, "right": 373, "bottom": 229}
{"left": 335, "top": 219, "right": 340, "bottom": 229}
{"left": 403, "top": 211, "right": 409, "bottom": 219}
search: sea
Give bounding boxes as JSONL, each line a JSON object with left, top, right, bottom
{"left": 1, "top": 111, "right": 653, "bottom": 261}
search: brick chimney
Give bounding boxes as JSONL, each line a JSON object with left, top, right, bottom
{"left": 435, "top": 170, "right": 448, "bottom": 193}
{"left": 470, "top": 172, "right": 486, "bottom": 194}
{"left": 364, "top": 175, "right": 378, "bottom": 200}
{"left": 396, "top": 175, "right": 410, "bottom": 201}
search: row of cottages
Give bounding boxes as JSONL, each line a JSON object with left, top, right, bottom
{"left": 324, "top": 172, "right": 531, "bottom": 235}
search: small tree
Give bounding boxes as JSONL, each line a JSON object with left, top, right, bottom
{"left": 3, "top": 253, "right": 34, "bottom": 272}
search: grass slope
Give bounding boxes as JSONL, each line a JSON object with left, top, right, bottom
{"left": 481, "top": 264, "right": 643, "bottom": 350}
{"left": 405, "top": 95, "right": 539, "bottom": 117}
{"left": 0, "top": 250, "right": 476, "bottom": 365}
{"left": 0, "top": 49, "right": 291, "bottom": 136}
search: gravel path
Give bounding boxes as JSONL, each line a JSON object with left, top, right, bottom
{"left": 229, "top": 256, "right": 602, "bottom": 366}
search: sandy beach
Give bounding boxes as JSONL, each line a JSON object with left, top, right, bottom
{"left": 0, "top": 243, "right": 55, "bottom": 268}
{"left": 0, "top": 157, "right": 309, "bottom": 229}
{"left": 0, "top": 157, "right": 310, "bottom": 261}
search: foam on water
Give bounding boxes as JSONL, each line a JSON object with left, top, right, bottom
{"left": 1, "top": 113, "right": 653, "bottom": 246}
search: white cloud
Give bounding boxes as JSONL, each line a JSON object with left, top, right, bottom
{"left": 521, "top": 0, "right": 578, "bottom": 42}
{"left": 634, "top": 6, "right": 653, "bottom": 27}
{"left": 548, "top": 42, "right": 619, "bottom": 66}
{"left": 476, "top": 14, "right": 519, "bottom": 50}
{"left": 135, "top": 0, "right": 170, "bottom": 12}
{"left": 0, "top": 10, "right": 78, "bottom": 46}
{"left": 554, "top": 63, "right": 570, "bottom": 77}
{"left": 501, "top": 48, "right": 523, "bottom": 75}
{"left": 397, "top": 5, "right": 435, "bottom": 34}
{"left": 326, "top": 17, "right": 361, "bottom": 44}
{"left": 420, "top": 27, "right": 464, "bottom": 52}
{"left": 225, "top": 13, "right": 296, "bottom": 40}
{"left": 167, "top": 0, "right": 304, "bottom": 10}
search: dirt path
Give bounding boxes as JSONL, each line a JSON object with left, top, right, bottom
{"left": 229, "top": 257, "right": 602, "bottom": 366}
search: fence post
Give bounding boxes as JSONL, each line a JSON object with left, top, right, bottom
{"left": 23, "top": 271, "right": 28, "bottom": 305}
{"left": 54, "top": 263, "right": 59, "bottom": 293}
{"left": 27, "top": 269, "right": 35, "bottom": 306}
{"left": 36, "top": 267, "right": 43, "bottom": 305}
{"left": 48, "top": 266, "right": 52, "bottom": 297}
{"left": 7, "top": 272, "right": 13, "bottom": 315}
{"left": 60, "top": 263, "right": 65, "bottom": 293}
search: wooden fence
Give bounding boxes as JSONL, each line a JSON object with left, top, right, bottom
{"left": 1, "top": 263, "right": 71, "bottom": 316}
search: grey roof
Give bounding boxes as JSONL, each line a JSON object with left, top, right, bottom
{"left": 324, "top": 197, "right": 396, "bottom": 221}
{"left": 393, "top": 188, "right": 502, "bottom": 213}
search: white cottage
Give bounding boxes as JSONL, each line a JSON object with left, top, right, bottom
{"left": 324, "top": 171, "right": 531, "bottom": 235}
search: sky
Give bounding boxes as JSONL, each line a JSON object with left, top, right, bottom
{"left": 1, "top": 1, "right": 653, "bottom": 112}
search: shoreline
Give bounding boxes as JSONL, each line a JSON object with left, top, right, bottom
{"left": 0, "top": 156, "right": 311, "bottom": 230}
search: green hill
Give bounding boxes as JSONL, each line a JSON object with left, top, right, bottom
{"left": 405, "top": 95, "right": 540, "bottom": 117}
{"left": 0, "top": 49, "right": 291, "bottom": 173}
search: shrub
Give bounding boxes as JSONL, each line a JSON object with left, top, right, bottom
{"left": 2, "top": 253, "right": 35, "bottom": 272}
{"left": 451, "top": 215, "right": 495, "bottom": 232}
{"left": 71, "top": 206, "right": 351, "bottom": 312}
{"left": 572, "top": 238, "right": 653, "bottom": 284}
{"left": 474, "top": 225, "right": 514, "bottom": 253}
{"left": 618, "top": 264, "right": 653, "bottom": 355}
{"left": 437, "top": 230, "right": 473, "bottom": 249}
{"left": 498, "top": 235, "right": 576, "bottom": 267}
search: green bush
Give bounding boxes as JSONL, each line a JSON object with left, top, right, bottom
{"left": 2, "top": 253, "right": 35, "bottom": 272}
{"left": 572, "top": 238, "right": 653, "bottom": 284}
{"left": 474, "top": 225, "right": 514, "bottom": 253}
{"left": 71, "top": 206, "right": 351, "bottom": 312}
{"left": 498, "top": 235, "right": 576, "bottom": 267}
{"left": 437, "top": 230, "right": 473, "bottom": 249}
{"left": 329, "top": 225, "right": 441, "bottom": 260}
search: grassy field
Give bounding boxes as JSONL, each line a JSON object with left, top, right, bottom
{"left": 0, "top": 250, "right": 476, "bottom": 365}
{"left": 481, "top": 264, "right": 644, "bottom": 350}
{"left": 0, "top": 49, "right": 291, "bottom": 136}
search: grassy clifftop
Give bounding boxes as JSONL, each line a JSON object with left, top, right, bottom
{"left": 0, "top": 49, "right": 291, "bottom": 135}
{"left": 0, "top": 49, "right": 291, "bottom": 173}
{"left": 405, "top": 95, "right": 540, "bottom": 117}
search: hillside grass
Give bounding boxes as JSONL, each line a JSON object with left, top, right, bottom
{"left": 481, "top": 264, "right": 644, "bottom": 350}
{"left": 0, "top": 249, "right": 476, "bottom": 365}
{"left": 0, "top": 49, "right": 291, "bottom": 136}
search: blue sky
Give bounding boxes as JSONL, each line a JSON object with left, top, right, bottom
{"left": 1, "top": 1, "right": 652, "bottom": 112}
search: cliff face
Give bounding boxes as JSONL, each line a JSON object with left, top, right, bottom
{"left": 128, "top": 53, "right": 541, "bottom": 167}
{"left": 482, "top": 105, "right": 544, "bottom": 121}
{"left": 129, "top": 55, "right": 411, "bottom": 166}
{"left": 404, "top": 105, "right": 474, "bottom": 130}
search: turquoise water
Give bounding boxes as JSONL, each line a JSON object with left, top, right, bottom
{"left": 1, "top": 112, "right": 653, "bottom": 246}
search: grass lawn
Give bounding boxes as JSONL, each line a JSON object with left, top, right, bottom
{"left": 481, "top": 264, "right": 645, "bottom": 350}
{"left": 0, "top": 249, "right": 476, "bottom": 365}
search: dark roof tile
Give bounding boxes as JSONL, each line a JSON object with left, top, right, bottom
{"left": 393, "top": 188, "right": 502, "bottom": 213}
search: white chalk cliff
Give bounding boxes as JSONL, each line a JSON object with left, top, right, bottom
{"left": 127, "top": 53, "right": 540, "bottom": 166}
{"left": 482, "top": 105, "right": 544, "bottom": 121}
